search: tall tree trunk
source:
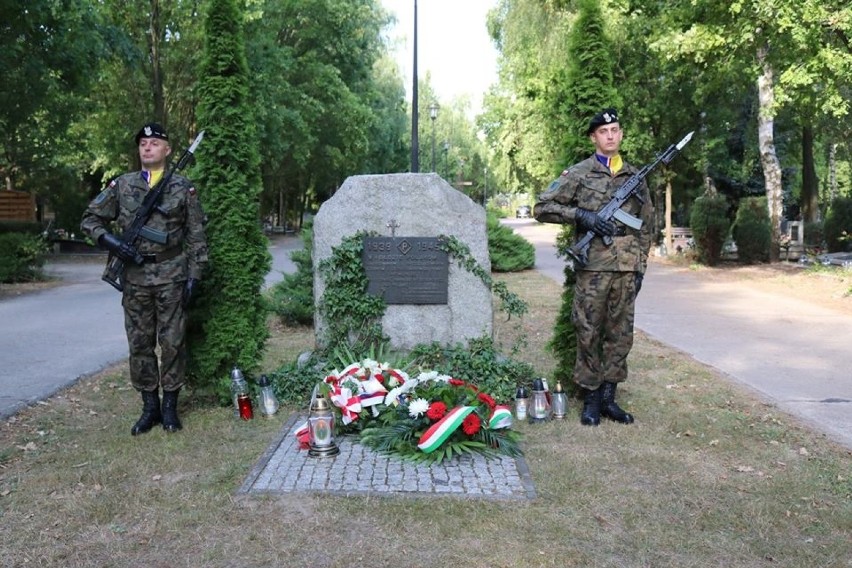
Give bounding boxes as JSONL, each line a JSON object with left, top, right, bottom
{"left": 148, "top": 0, "right": 166, "bottom": 124}
{"left": 801, "top": 124, "right": 819, "bottom": 223}
{"left": 828, "top": 142, "right": 838, "bottom": 206}
{"left": 756, "top": 44, "right": 783, "bottom": 262}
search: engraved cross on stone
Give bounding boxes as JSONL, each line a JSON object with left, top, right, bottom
{"left": 386, "top": 219, "right": 400, "bottom": 237}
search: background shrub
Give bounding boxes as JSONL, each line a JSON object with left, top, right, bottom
{"left": 824, "top": 196, "right": 852, "bottom": 252}
{"left": 732, "top": 196, "right": 771, "bottom": 264}
{"left": 690, "top": 192, "right": 731, "bottom": 266}
{"left": 486, "top": 214, "right": 535, "bottom": 272}
{"left": 0, "top": 221, "right": 44, "bottom": 235}
{"left": 0, "top": 233, "right": 49, "bottom": 283}
{"left": 268, "top": 222, "right": 314, "bottom": 326}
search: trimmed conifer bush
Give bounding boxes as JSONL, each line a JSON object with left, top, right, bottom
{"left": 185, "top": 0, "right": 271, "bottom": 396}
{"left": 546, "top": 226, "right": 577, "bottom": 394}
{"left": 690, "top": 193, "right": 731, "bottom": 266}
{"left": 732, "top": 196, "right": 771, "bottom": 264}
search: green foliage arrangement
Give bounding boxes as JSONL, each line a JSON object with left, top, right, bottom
{"left": 186, "top": 0, "right": 272, "bottom": 396}
{"left": 408, "top": 336, "right": 536, "bottom": 405}
{"left": 690, "top": 192, "right": 731, "bottom": 266}
{"left": 486, "top": 215, "right": 535, "bottom": 272}
{"left": 732, "top": 196, "right": 771, "bottom": 264}
{"left": 268, "top": 223, "right": 314, "bottom": 326}
{"left": 824, "top": 197, "right": 852, "bottom": 252}
{"left": 0, "top": 233, "right": 48, "bottom": 283}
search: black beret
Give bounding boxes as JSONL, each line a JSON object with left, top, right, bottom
{"left": 135, "top": 123, "right": 169, "bottom": 144}
{"left": 587, "top": 108, "right": 619, "bottom": 134}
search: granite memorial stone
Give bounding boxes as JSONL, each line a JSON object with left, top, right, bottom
{"left": 313, "top": 173, "right": 492, "bottom": 351}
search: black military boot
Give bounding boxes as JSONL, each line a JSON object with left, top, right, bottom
{"left": 161, "top": 389, "right": 183, "bottom": 433}
{"left": 580, "top": 387, "right": 602, "bottom": 426}
{"left": 131, "top": 390, "right": 162, "bottom": 436}
{"left": 600, "top": 381, "right": 634, "bottom": 424}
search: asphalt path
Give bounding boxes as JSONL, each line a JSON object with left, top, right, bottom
{"left": 0, "top": 236, "right": 300, "bottom": 420}
{"left": 3, "top": 224, "right": 851, "bottom": 451}
{"left": 503, "top": 218, "right": 852, "bottom": 450}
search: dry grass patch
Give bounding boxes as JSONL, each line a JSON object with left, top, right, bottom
{"left": 1, "top": 271, "right": 850, "bottom": 567}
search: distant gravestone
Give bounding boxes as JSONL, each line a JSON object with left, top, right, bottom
{"left": 313, "top": 173, "right": 492, "bottom": 351}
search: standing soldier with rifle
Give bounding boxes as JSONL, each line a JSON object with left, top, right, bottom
{"left": 82, "top": 123, "right": 208, "bottom": 436}
{"left": 534, "top": 108, "right": 655, "bottom": 426}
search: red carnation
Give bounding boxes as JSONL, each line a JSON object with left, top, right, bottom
{"left": 462, "top": 413, "right": 481, "bottom": 436}
{"left": 477, "top": 392, "right": 497, "bottom": 410}
{"left": 448, "top": 379, "right": 465, "bottom": 387}
{"left": 426, "top": 402, "right": 448, "bottom": 421}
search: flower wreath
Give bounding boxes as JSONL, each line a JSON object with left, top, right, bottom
{"left": 297, "top": 359, "right": 521, "bottom": 463}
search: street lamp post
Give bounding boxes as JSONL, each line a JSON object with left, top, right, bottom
{"left": 410, "top": 0, "right": 419, "bottom": 173}
{"left": 442, "top": 141, "right": 450, "bottom": 178}
{"left": 429, "top": 103, "right": 439, "bottom": 173}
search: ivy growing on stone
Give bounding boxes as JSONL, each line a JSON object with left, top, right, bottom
{"left": 316, "top": 233, "right": 529, "bottom": 353}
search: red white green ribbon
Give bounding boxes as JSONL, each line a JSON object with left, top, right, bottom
{"left": 488, "top": 405, "right": 513, "bottom": 429}
{"left": 417, "top": 405, "right": 476, "bottom": 453}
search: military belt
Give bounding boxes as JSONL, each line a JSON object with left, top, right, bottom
{"left": 140, "top": 247, "right": 182, "bottom": 264}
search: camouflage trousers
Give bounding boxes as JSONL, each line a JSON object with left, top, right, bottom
{"left": 122, "top": 281, "right": 187, "bottom": 392}
{"left": 572, "top": 270, "right": 638, "bottom": 390}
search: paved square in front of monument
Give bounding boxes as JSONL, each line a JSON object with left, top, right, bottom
{"left": 239, "top": 414, "right": 536, "bottom": 501}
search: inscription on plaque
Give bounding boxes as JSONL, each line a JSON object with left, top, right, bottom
{"left": 362, "top": 237, "right": 449, "bottom": 304}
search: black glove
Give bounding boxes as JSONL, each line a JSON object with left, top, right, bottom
{"left": 634, "top": 272, "right": 644, "bottom": 296}
{"left": 99, "top": 233, "right": 142, "bottom": 265}
{"left": 575, "top": 208, "right": 615, "bottom": 237}
{"left": 182, "top": 278, "right": 199, "bottom": 308}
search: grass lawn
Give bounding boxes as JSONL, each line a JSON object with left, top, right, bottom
{"left": 0, "top": 270, "right": 849, "bottom": 567}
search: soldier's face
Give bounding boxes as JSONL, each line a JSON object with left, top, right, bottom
{"left": 590, "top": 124, "right": 622, "bottom": 157}
{"left": 138, "top": 138, "right": 172, "bottom": 170}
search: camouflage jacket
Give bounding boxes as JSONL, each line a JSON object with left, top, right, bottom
{"left": 533, "top": 155, "right": 654, "bottom": 273}
{"left": 81, "top": 170, "right": 208, "bottom": 286}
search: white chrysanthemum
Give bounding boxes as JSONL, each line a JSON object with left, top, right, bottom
{"left": 434, "top": 374, "right": 453, "bottom": 383}
{"left": 408, "top": 398, "right": 429, "bottom": 417}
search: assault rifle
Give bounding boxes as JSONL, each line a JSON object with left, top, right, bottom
{"left": 567, "top": 131, "right": 694, "bottom": 268}
{"left": 102, "top": 131, "right": 204, "bottom": 291}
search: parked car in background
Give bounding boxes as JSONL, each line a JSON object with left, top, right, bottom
{"left": 515, "top": 205, "right": 531, "bottom": 219}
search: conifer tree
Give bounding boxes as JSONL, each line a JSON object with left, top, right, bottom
{"left": 548, "top": 0, "right": 618, "bottom": 392}
{"left": 559, "top": 0, "right": 620, "bottom": 167}
{"left": 186, "top": 0, "right": 271, "bottom": 394}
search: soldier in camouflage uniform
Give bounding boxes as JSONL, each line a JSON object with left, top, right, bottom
{"left": 81, "top": 123, "right": 208, "bottom": 436}
{"left": 534, "top": 108, "right": 653, "bottom": 426}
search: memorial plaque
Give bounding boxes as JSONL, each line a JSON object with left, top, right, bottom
{"left": 362, "top": 237, "right": 449, "bottom": 304}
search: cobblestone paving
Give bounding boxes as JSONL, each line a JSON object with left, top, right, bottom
{"left": 239, "top": 415, "right": 536, "bottom": 500}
